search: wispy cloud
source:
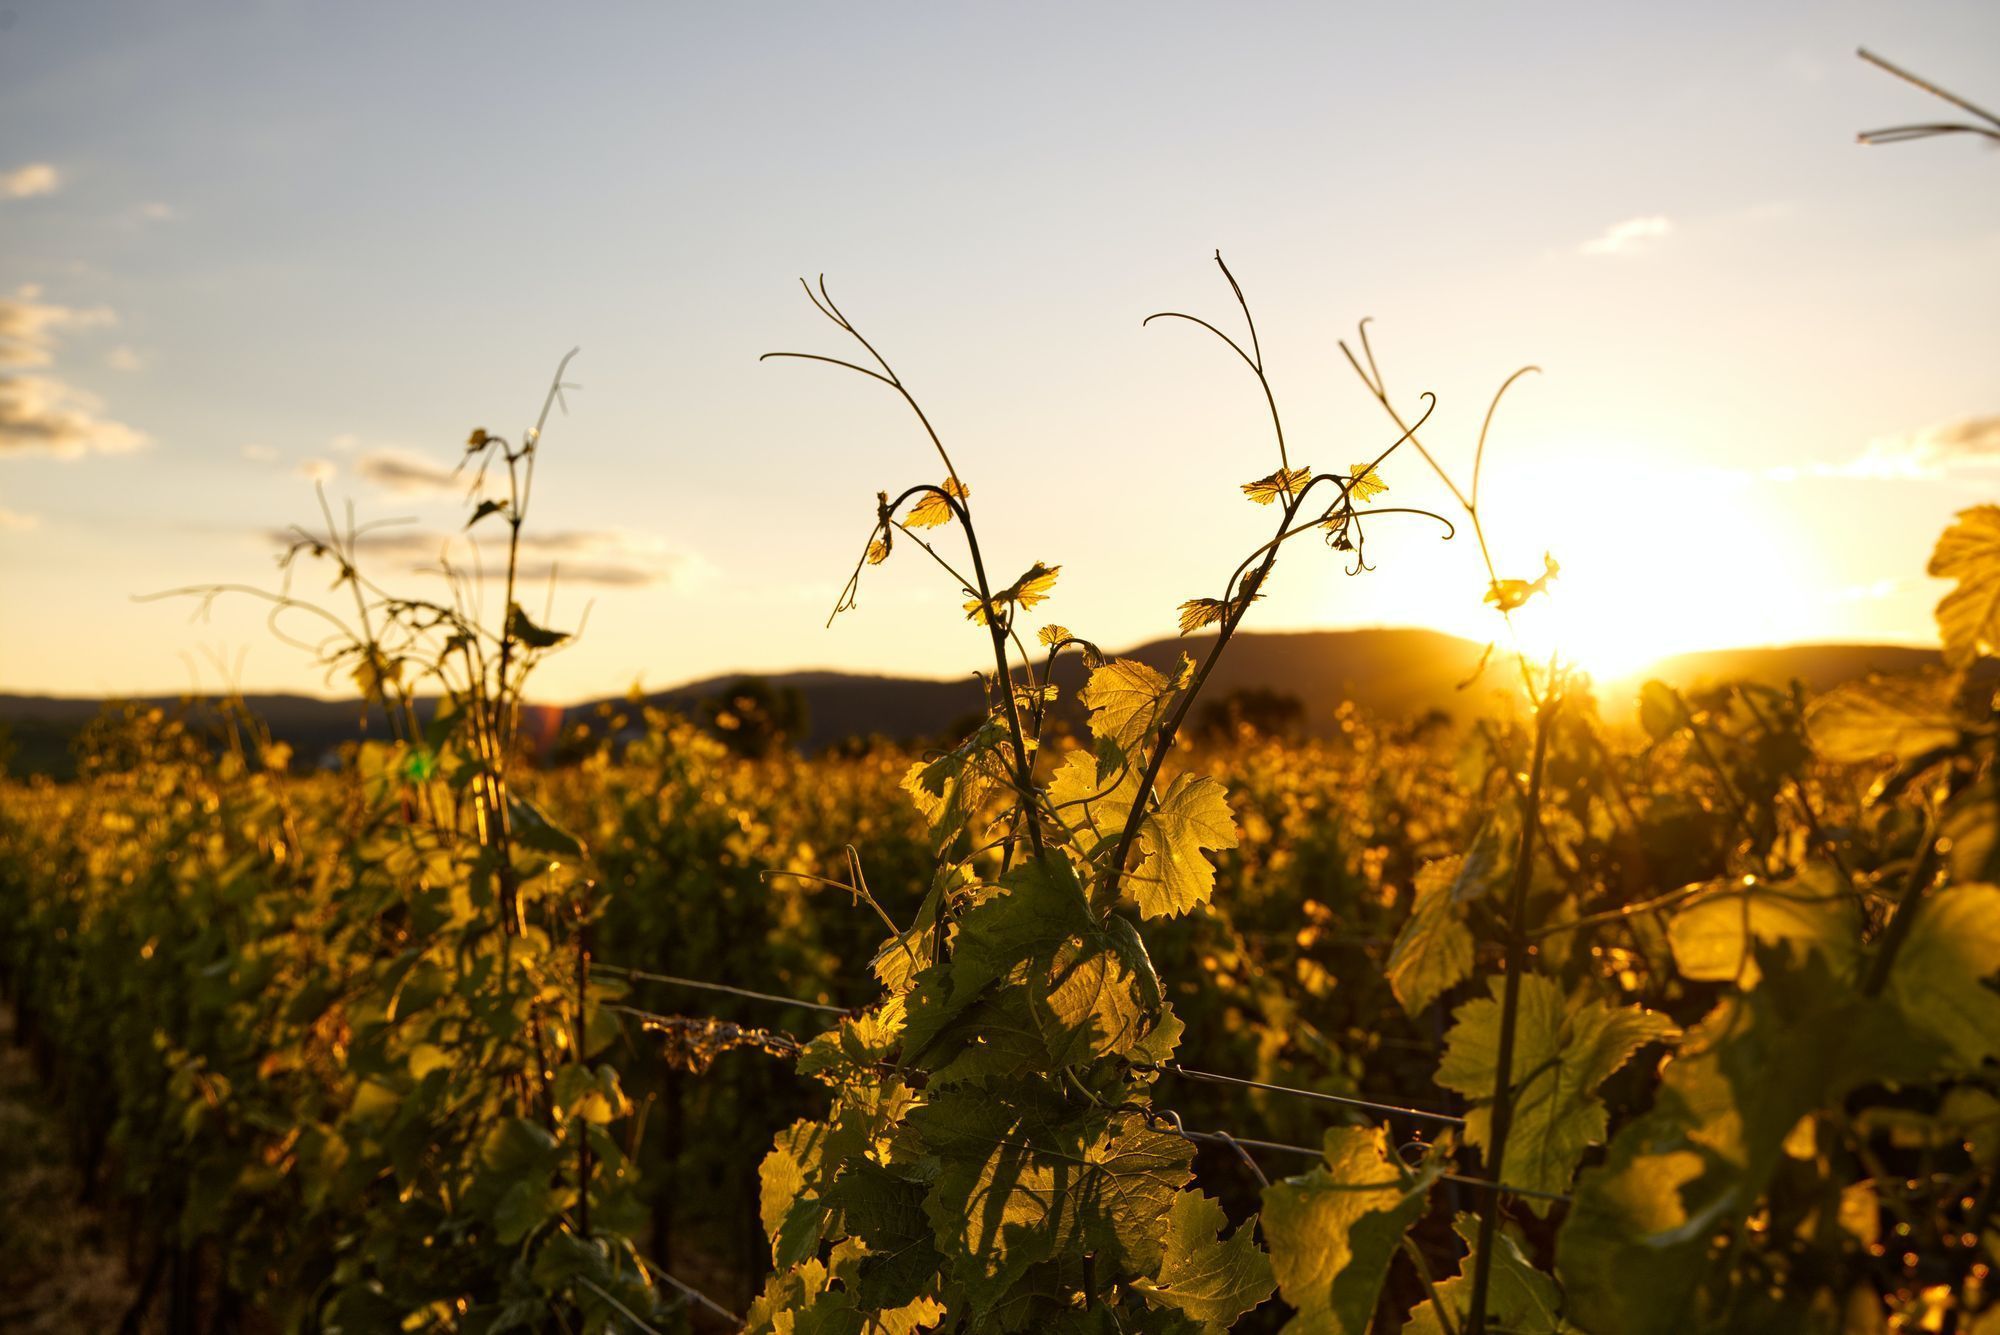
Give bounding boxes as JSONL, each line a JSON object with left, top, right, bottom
{"left": 1580, "top": 215, "right": 1672, "bottom": 257}
{"left": 297, "top": 458, "right": 337, "bottom": 483}
{"left": 261, "top": 524, "right": 706, "bottom": 591}
{"left": 106, "top": 345, "right": 147, "bottom": 372}
{"left": 241, "top": 443, "right": 279, "bottom": 463}
{"left": 0, "top": 287, "right": 147, "bottom": 457}
{"left": 353, "top": 447, "right": 465, "bottom": 497}
{"left": 0, "top": 163, "right": 59, "bottom": 200}
{"left": 1784, "top": 415, "right": 2000, "bottom": 482}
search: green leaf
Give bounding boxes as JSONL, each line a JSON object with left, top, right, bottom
{"left": 1261, "top": 1125, "right": 1429, "bottom": 1334}
{"left": 911, "top": 1097, "right": 1192, "bottom": 1317}
{"left": 1048, "top": 748, "right": 1139, "bottom": 858}
{"left": 1131, "top": 1190, "right": 1275, "bottom": 1332}
{"left": 1929, "top": 504, "right": 2000, "bottom": 667}
{"left": 1128, "top": 774, "right": 1238, "bottom": 920}
{"left": 1882, "top": 882, "right": 2000, "bottom": 1070}
{"left": 1385, "top": 857, "right": 1475, "bottom": 1016}
{"left": 762, "top": 1119, "right": 834, "bottom": 1267}
{"left": 1032, "top": 920, "right": 1154, "bottom": 1067}
{"left": 822, "top": 1159, "right": 945, "bottom": 1310}
{"left": 1556, "top": 955, "right": 1945, "bottom": 1335}
{"left": 1436, "top": 975, "right": 1677, "bottom": 1210}
{"left": 1807, "top": 674, "right": 1962, "bottom": 763}
{"left": 1666, "top": 864, "right": 1861, "bottom": 987}
{"left": 1402, "top": 1213, "right": 1574, "bottom": 1335}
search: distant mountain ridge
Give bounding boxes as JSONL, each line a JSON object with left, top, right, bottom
{"left": 0, "top": 630, "right": 1953, "bottom": 776}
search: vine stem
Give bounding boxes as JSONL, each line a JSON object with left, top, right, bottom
{"left": 1465, "top": 694, "right": 1558, "bottom": 1335}
{"left": 1860, "top": 815, "right": 1942, "bottom": 998}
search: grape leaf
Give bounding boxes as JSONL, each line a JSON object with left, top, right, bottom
{"left": 1243, "top": 466, "right": 1312, "bottom": 506}
{"left": 1807, "top": 674, "right": 1962, "bottom": 763}
{"left": 906, "top": 477, "right": 970, "bottom": 530}
{"left": 1347, "top": 463, "right": 1388, "bottom": 502}
{"left": 911, "top": 1097, "right": 1192, "bottom": 1317}
{"left": 1881, "top": 882, "right": 2000, "bottom": 1071}
{"left": 504, "top": 602, "right": 569, "bottom": 650}
{"left": 1131, "top": 1190, "right": 1276, "bottom": 1332}
{"left": 1666, "top": 865, "right": 1862, "bottom": 987}
{"left": 1557, "top": 954, "right": 1945, "bottom": 1334}
{"left": 1385, "top": 857, "right": 1476, "bottom": 1016}
{"left": 964, "top": 562, "right": 1060, "bottom": 625}
{"left": 1128, "top": 773, "right": 1239, "bottom": 920}
{"left": 1929, "top": 504, "right": 2000, "bottom": 668}
{"left": 1484, "top": 554, "right": 1560, "bottom": 612}
{"left": 1048, "top": 749, "right": 1139, "bottom": 857}
{"left": 1078, "top": 657, "right": 1183, "bottom": 753}
{"left": 1436, "top": 975, "right": 1677, "bottom": 1210}
{"left": 1261, "top": 1125, "right": 1428, "bottom": 1334}
{"left": 1178, "top": 598, "right": 1228, "bottom": 635}
{"left": 1402, "top": 1213, "right": 1574, "bottom": 1335}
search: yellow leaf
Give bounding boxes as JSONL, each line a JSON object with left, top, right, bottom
{"left": 1484, "top": 552, "right": 1560, "bottom": 611}
{"left": 905, "top": 476, "right": 970, "bottom": 530}
{"left": 1037, "top": 624, "right": 1071, "bottom": 647}
{"left": 964, "top": 561, "right": 1060, "bottom": 624}
{"left": 1348, "top": 462, "right": 1388, "bottom": 501}
{"left": 866, "top": 536, "right": 890, "bottom": 565}
{"left": 1929, "top": 505, "right": 2000, "bottom": 668}
{"left": 1241, "top": 465, "right": 1311, "bottom": 506}
{"left": 1178, "top": 598, "right": 1227, "bottom": 635}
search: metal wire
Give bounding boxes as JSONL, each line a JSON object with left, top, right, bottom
{"left": 1152, "top": 1062, "right": 1467, "bottom": 1127}
{"left": 634, "top": 1253, "right": 741, "bottom": 1324}
{"left": 596, "top": 963, "right": 852, "bottom": 1016}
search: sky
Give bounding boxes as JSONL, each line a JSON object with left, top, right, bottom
{"left": 2, "top": 1, "right": 1998, "bottom": 702}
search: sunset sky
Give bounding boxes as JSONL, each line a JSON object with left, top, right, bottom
{"left": 3, "top": 2, "right": 1998, "bottom": 702}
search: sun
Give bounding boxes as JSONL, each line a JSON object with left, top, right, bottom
{"left": 1447, "top": 444, "right": 1813, "bottom": 685}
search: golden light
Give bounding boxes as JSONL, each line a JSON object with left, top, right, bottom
{"left": 1454, "top": 444, "right": 1814, "bottom": 683}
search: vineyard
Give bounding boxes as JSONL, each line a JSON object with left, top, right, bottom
{"left": 4, "top": 253, "right": 2000, "bottom": 1335}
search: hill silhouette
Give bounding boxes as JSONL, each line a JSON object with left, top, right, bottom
{"left": 0, "top": 630, "right": 1954, "bottom": 776}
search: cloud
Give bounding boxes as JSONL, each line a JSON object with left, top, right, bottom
{"left": 241, "top": 443, "right": 279, "bottom": 462}
{"left": 137, "top": 202, "right": 176, "bottom": 222}
{"left": 106, "top": 345, "right": 146, "bottom": 372}
{"left": 1800, "top": 415, "right": 2000, "bottom": 481}
{"left": 0, "top": 507, "right": 38, "bottom": 531}
{"left": 297, "top": 458, "right": 337, "bottom": 483}
{"left": 261, "top": 524, "right": 704, "bottom": 590}
{"left": 1, "top": 163, "right": 58, "bottom": 200}
{"left": 0, "top": 289, "right": 147, "bottom": 456}
{"left": 0, "top": 288, "right": 114, "bottom": 367}
{"left": 1580, "top": 215, "right": 1672, "bottom": 257}
{"left": 353, "top": 447, "right": 465, "bottom": 497}
{"left": 0, "top": 374, "right": 147, "bottom": 456}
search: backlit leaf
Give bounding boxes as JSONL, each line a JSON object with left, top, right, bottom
{"left": 1385, "top": 857, "right": 1476, "bottom": 1016}
{"left": 1436, "top": 975, "right": 1677, "bottom": 1210}
{"left": 1261, "top": 1125, "right": 1428, "bottom": 1334}
{"left": 1882, "top": 882, "right": 2000, "bottom": 1070}
{"left": 1347, "top": 463, "right": 1388, "bottom": 502}
{"left": 1666, "top": 865, "right": 1862, "bottom": 988}
{"left": 906, "top": 477, "right": 970, "bottom": 530}
{"left": 1243, "top": 466, "right": 1311, "bottom": 506}
{"left": 1807, "top": 673, "right": 1962, "bottom": 764}
{"left": 964, "top": 562, "right": 1060, "bottom": 625}
{"left": 1928, "top": 504, "right": 2000, "bottom": 667}
{"left": 1403, "top": 1213, "right": 1573, "bottom": 1335}
{"left": 1128, "top": 773, "right": 1239, "bottom": 920}
{"left": 1132, "top": 1190, "right": 1276, "bottom": 1332}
